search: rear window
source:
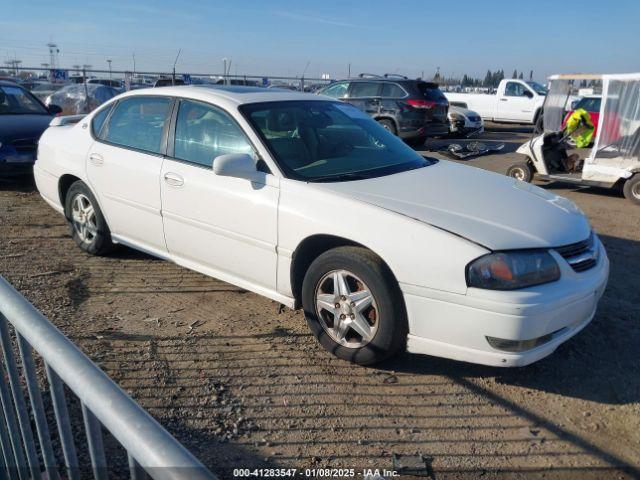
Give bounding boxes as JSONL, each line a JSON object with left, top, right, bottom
{"left": 350, "top": 82, "right": 380, "bottom": 98}
{"left": 381, "top": 83, "right": 406, "bottom": 98}
{"left": 417, "top": 82, "right": 447, "bottom": 102}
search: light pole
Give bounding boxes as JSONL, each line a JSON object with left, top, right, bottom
{"left": 107, "top": 59, "right": 112, "bottom": 80}
{"left": 222, "top": 58, "right": 227, "bottom": 85}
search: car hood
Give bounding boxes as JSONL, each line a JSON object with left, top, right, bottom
{"left": 0, "top": 114, "right": 52, "bottom": 144}
{"left": 315, "top": 161, "right": 591, "bottom": 250}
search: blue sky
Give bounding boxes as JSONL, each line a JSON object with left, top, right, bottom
{"left": 1, "top": 0, "right": 638, "bottom": 81}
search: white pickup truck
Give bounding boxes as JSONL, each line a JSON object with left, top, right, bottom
{"left": 444, "top": 79, "right": 547, "bottom": 124}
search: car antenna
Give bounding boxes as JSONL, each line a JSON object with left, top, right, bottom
{"left": 172, "top": 49, "right": 182, "bottom": 86}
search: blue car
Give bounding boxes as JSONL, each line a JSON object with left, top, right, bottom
{"left": 0, "top": 80, "right": 61, "bottom": 176}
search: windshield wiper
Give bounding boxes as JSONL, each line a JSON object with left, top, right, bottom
{"left": 309, "top": 172, "right": 370, "bottom": 183}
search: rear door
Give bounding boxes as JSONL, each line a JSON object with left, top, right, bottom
{"left": 416, "top": 82, "right": 449, "bottom": 125}
{"left": 87, "top": 95, "right": 173, "bottom": 256}
{"left": 347, "top": 82, "right": 382, "bottom": 117}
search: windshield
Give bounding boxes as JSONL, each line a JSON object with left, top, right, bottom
{"left": 240, "top": 100, "right": 432, "bottom": 182}
{"left": 526, "top": 81, "right": 548, "bottom": 96}
{"left": 0, "top": 85, "right": 48, "bottom": 115}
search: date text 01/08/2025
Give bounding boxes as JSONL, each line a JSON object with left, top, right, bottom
{"left": 232, "top": 468, "right": 399, "bottom": 478}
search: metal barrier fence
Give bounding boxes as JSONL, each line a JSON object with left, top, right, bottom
{"left": 11, "top": 66, "right": 333, "bottom": 92}
{"left": 0, "top": 275, "right": 217, "bottom": 480}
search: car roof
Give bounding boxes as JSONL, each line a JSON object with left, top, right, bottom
{"left": 116, "top": 85, "right": 328, "bottom": 107}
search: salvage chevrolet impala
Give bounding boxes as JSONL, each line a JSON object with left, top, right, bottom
{"left": 34, "top": 86, "right": 609, "bottom": 366}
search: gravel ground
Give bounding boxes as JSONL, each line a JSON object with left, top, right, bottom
{"left": 0, "top": 122, "right": 638, "bottom": 479}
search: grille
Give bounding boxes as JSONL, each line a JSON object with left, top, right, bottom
{"left": 555, "top": 234, "right": 598, "bottom": 272}
{"left": 11, "top": 138, "right": 37, "bottom": 153}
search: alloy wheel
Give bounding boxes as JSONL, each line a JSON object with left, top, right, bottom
{"left": 314, "top": 269, "right": 379, "bottom": 348}
{"left": 71, "top": 193, "right": 98, "bottom": 244}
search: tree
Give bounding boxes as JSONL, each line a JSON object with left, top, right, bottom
{"left": 483, "top": 70, "right": 492, "bottom": 88}
{"left": 518, "top": 72, "right": 524, "bottom": 79}
{"left": 512, "top": 69, "right": 518, "bottom": 79}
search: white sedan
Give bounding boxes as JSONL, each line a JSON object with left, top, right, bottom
{"left": 34, "top": 86, "right": 609, "bottom": 366}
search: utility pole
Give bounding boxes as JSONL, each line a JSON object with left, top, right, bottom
{"left": 348, "top": 62, "right": 351, "bottom": 78}
{"left": 223, "top": 58, "right": 227, "bottom": 85}
{"left": 132, "top": 53, "right": 136, "bottom": 75}
{"left": 107, "top": 59, "right": 112, "bottom": 80}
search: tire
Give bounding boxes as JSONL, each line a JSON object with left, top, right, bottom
{"left": 506, "top": 161, "right": 535, "bottom": 183}
{"left": 406, "top": 135, "right": 427, "bottom": 148}
{"left": 377, "top": 119, "right": 397, "bottom": 136}
{"left": 301, "top": 246, "right": 408, "bottom": 365}
{"left": 64, "top": 181, "right": 115, "bottom": 255}
{"left": 623, "top": 174, "right": 640, "bottom": 206}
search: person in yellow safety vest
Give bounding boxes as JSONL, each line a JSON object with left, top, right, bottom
{"left": 564, "top": 108, "right": 595, "bottom": 148}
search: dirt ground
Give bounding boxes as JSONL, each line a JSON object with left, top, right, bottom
{"left": 0, "top": 123, "right": 639, "bottom": 479}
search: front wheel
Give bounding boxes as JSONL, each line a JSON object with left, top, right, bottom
{"left": 507, "top": 161, "right": 535, "bottom": 183}
{"left": 623, "top": 174, "right": 640, "bottom": 206}
{"left": 301, "top": 246, "right": 408, "bottom": 365}
{"left": 65, "top": 181, "right": 115, "bottom": 255}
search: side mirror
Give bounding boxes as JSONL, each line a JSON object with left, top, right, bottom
{"left": 212, "top": 153, "right": 257, "bottom": 179}
{"left": 523, "top": 90, "right": 533, "bottom": 99}
{"left": 48, "top": 104, "right": 63, "bottom": 115}
{"left": 570, "top": 100, "right": 580, "bottom": 110}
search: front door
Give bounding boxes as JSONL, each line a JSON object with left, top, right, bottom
{"left": 160, "top": 99, "right": 279, "bottom": 291}
{"left": 497, "top": 81, "right": 535, "bottom": 122}
{"left": 87, "top": 95, "right": 173, "bottom": 256}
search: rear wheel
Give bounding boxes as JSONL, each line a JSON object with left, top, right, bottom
{"left": 301, "top": 246, "right": 408, "bottom": 365}
{"left": 65, "top": 181, "right": 115, "bottom": 255}
{"left": 507, "top": 161, "right": 535, "bottom": 183}
{"left": 377, "top": 119, "right": 397, "bottom": 136}
{"left": 623, "top": 174, "right": 640, "bottom": 206}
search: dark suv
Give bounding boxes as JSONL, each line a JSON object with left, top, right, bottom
{"left": 317, "top": 74, "right": 449, "bottom": 145}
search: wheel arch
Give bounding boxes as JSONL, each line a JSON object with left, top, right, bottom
{"left": 58, "top": 174, "right": 82, "bottom": 217}
{"left": 373, "top": 115, "right": 399, "bottom": 134}
{"left": 289, "top": 234, "right": 401, "bottom": 309}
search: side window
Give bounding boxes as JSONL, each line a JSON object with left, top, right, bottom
{"left": 320, "top": 82, "right": 348, "bottom": 99}
{"left": 174, "top": 99, "right": 252, "bottom": 167}
{"left": 505, "top": 82, "right": 525, "bottom": 97}
{"left": 381, "top": 83, "right": 406, "bottom": 98}
{"left": 102, "top": 97, "right": 172, "bottom": 154}
{"left": 350, "top": 82, "right": 380, "bottom": 98}
{"left": 91, "top": 104, "right": 113, "bottom": 138}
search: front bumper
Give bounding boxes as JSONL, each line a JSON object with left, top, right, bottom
{"left": 0, "top": 156, "right": 35, "bottom": 176}
{"left": 403, "top": 238, "right": 609, "bottom": 367}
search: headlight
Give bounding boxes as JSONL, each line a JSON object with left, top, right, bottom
{"left": 466, "top": 251, "right": 560, "bottom": 290}
{"left": 449, "top": 112, "right": 464, "bottom": 121}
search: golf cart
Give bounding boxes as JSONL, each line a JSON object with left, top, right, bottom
{"left": 507, "top": 73, "right": 640, "bottom": 205}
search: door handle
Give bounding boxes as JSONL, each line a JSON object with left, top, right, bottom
{"left": 163, "top": 172, "right": 184, "bottom": 187}
{"left": 500, "top": 98, "right": 508, "bottom": 102}
{"left": 89, "top": 153, "right": 104, "bottom": 166}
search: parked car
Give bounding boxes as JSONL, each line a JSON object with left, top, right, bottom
{"left": 45, "top": 84, "right": 119, "bottom": 115}
{"left": 0, "top": 80, "right": 61, "bottom": 176}
{"left": 563, "top": 95, "right": 602, "bottom": 137}
{"left": 317, "top": 75, "right": 449, "bottom": 145}
{"left": 448, "top": 104, "right": 484, "bottom": 136}
{"left": 445, "top": 79, "right": 547, "bottom": 124}
{"left": 34, "top": 86, "right": 608, "bottom": 366}
{"left": 88, "top": 78, "right": 124, "bottom": 90}
{"left": 154, "top": 78, "right": 185, "bottom": 87}
{"left": 30, "top": 82, "right": 66, "bottom": 102}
